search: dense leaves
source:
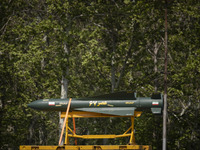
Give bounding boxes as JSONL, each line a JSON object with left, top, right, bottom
{"left": 0, "top": 0, "right": 200, "bottom": 149}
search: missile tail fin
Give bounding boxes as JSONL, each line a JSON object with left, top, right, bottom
{"left": 151, "top": 93, "right": 162, "bottom": 99}
{"left": 88, "top": 91, "right": 136, "bottom": 100}
{"left": 151, "top": 108, "right": 162, "bottom": 115}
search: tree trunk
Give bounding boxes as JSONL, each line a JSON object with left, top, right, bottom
{"left": 111, "top": 30, "right": 117, "bottom": 93}
{"left": 154, "top": 42, "right": 158, "bottom": 93}
{"left": 163, "top": 2, "right": 168, "bottom": 149}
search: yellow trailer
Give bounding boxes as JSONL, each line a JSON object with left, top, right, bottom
{"left": 20, "top": 145, "right": 152, "bottom": 150}
{"left": 20, "top": 99, "right": 152, "bottom": 150}
{"left": 20, "top": 111, "right": 152, "bottom": 150}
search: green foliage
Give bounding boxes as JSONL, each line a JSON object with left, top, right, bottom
{"left": 0, "top": 0, "right": 200, "bottom": 149}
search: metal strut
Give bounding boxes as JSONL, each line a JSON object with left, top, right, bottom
{"left": 59, "top": 98, "right": 72, "bottom": 145}
{"left": 63, "top": 111, "right": 141, "bottom": 145}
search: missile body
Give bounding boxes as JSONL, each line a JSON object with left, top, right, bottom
{"left": 28, "top": 92, "right": 163, "bottom": 116}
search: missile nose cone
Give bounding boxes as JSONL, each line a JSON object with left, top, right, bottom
{"left": 27, "top": 101, "right": 38, "bottom": 109}
{"left": 28, "top": 99, "right": 45, "bottom": 110}
{"left": 27, "top": 103, "right": 32, "bottom": 108}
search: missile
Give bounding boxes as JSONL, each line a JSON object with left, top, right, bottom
{"left": 28, "top": 92, "right": 163, "bottom": 116}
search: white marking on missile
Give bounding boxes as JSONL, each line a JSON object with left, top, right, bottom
{"left": 43, "top": 99, "right": 49, "bottom": 101}
{"left": 59, "top": 102, "right": 67, "bottom": 105}
{"left": 126, "top": 114, "right": 132, "bottom": 115}
{"left": 49, "top": 102, "right": 55, "bottom": 106}
{"left": 152, "top": 102, "right": 159, "bottom": 105}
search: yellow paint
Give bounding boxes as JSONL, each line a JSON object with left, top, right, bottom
{"left": 125, "top": 102, "right": 134, "bottom": 104}
{"left": 60, "top": 111, "right": 143, "bottom": 146}
{"left": 68, "top": 126, "right": 75, "bottom": 135}
{"left": 89, "top": 101, "right": 97, "bottom": 106}
{"left": 129, "top": 116, "right": 136, "bottom": 145}
{"left": 68, "top": 134, "right": 132, "bottom": 139}
{"left": 97, "top": 101, "right": 107, "bottom": 106}
{"left": 55, "top": 105, "right": 61, "bottom": 107}
{"left": 65, "top": 119, "right": 69, "bottom": 145}
{"left": 123, "top": 126, "right": 132, "bottom": 135}
{"left": 62, "top": 113, "right": 140, "bottom": 145}
{"left": 134, "top": 111, "right": 142, "bottom": 117}
{"left": 20, "top": 145, "right": 152, "bottom": 150}
{"left": 61, "top": 111, "right": 142, "bottom": 118}
{"left": 20, "top": 108, "right": 151, "bottom": 149}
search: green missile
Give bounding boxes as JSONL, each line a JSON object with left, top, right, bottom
{"left": 28, "top": 92, "right": 163, "bottom": 116}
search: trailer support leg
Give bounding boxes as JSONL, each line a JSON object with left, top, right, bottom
{"left": 129, "top": 116, "right": 136, "bottom": 145}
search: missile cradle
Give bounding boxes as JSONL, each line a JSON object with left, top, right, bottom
{"left": 25, "top": 91, "right": 162, "bottom": 148}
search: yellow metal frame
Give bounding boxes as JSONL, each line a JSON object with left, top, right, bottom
{"left": 61, "top": 111, "right": 142, "bottom": 145}
{"left": 20, "top": 145, "right": 152, "bottom": 150}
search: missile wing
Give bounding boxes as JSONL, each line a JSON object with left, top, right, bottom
{"left": 28, "top": 92, "right": 163, "bottom": 116}
{"left": 74, "top": 107, "right": 136, "bottom": 116}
